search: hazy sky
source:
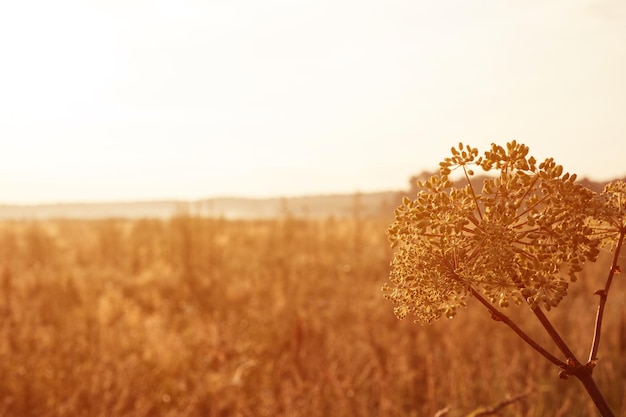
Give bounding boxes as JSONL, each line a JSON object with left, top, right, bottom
{"left": 1, "top": 0, "right": 625, "bottom": 204}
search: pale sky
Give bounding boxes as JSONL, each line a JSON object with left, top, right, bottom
{"left": 0, "top": 0, "right": 625, "bottom": 204}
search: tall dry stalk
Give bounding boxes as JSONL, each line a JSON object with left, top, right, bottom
{"left": 384, "top": 141, "right": 625, "bottom": 416}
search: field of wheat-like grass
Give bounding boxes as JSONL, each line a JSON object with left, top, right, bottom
{"left": 0, "top": 213, "right": 624, "bottom": 416}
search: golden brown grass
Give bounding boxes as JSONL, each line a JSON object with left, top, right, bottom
{"left": 0, "top": 213, "right": 624, "bottom": 416}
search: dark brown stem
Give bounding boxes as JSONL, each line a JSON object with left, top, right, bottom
{"left": 588, "top": 229, "right": 625, "bottom": 363}
{"left": 471, "top": 287, "right": 615, "bottom": 416}
{"left": 469, "top": 287, "right": 565, "bottom": 367}
{"left": 530, "top": 305, "right": 580, "bottom": 364}
{"left": 575, "top": 371, "right": 615, "bottom": 417}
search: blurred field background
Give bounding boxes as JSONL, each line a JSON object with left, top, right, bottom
{"left": 0, "top": 198, "right": 625, "bottom": 417}
{"left": 2, "top": 0, "right": 625, "bottom": 414}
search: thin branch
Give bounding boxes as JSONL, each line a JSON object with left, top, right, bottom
{"left": 467, "top": 213, "right": 482, "bottom": 228}
{"left": 517, "top": 174, "right": 540, "bottom": 204}
{"left": 469, "top": 287, "right": 566, "bottom": 367}
{"left": 511, "top": 175, "right": 542, "bottom": 219}
{"left": 433, "top": 406, "right": 451, "bottom": 417}
{"left": 466, "top": 238, "right": 487, "bottom": 262}
{"left": 509, "top": 245, "right": 537, "bottom": 261}
{"left": 588, "top": 228, "right": 626, "bottom": 362}
{"left": 511, "top": 226, "right": 543, "bottom": 235}
{"left": 467, "top": 391, "right": 532, "bottom": 416}
{"left": 513, "top": 196, "right": 549, "bottom": 221}
{"left": 529, "top": 305, "right": 580, "bottom": 364}
{"left": 589, "top": 228, "right": 622, "bottom": 238}
{"left": 463, "top": 165, "right": 483, "bottom": 221}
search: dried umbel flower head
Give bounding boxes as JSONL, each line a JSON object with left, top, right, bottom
{"left": 383, "top": 141, "right": 603, "bottom": 323}
{"left": 594, "top": 180, "right": 626, "bottom": 249}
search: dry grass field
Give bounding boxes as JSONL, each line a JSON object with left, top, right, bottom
{"left": 0, "top": 211, "right": 624, "bottom": 416}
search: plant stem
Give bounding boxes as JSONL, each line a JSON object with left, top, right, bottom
{"left": 468, "top": 287, "right": 565, "bottom": 367}
{"left": 575, "top": 371, "right": 615, "bottom": 417}
{"left": 471, "top": 287, "right": 615, "bottom": 416}
{"left": 530, "top": 301, "right": 615, "bottom": 415}
{"left": 588, "top": 230, "right": 625, "bottom": 363}
{"left": 530, "top": 305, "right": 579, "bottom": 364}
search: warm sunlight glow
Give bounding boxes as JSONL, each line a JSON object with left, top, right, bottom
{"left": 0, "top": 0, "right": 625, "bottom": 203}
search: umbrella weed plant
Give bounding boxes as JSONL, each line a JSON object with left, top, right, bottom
{"left": 383, "top": 141, "right": 625, "bottom": 416}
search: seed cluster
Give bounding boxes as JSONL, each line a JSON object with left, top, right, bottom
{"left": 384, "top": 141, "right": 623, "bottom": 323}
